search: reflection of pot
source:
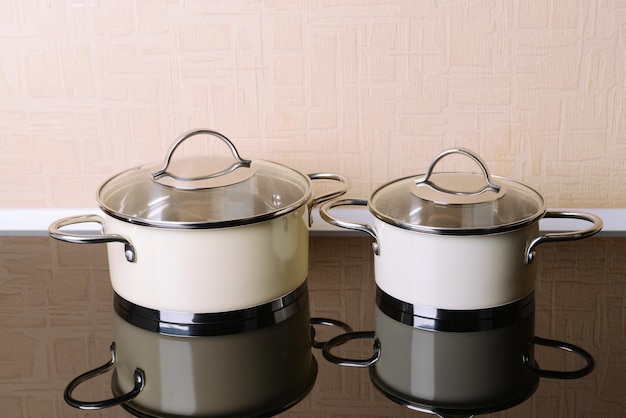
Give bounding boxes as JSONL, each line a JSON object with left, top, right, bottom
{"left": 320, "top": 148, "right": 602, "bottom": 310}
{"left": 64, "top": 283, "right": 347, "bottom": 418}
{"left": 49, "top": 129, "right": 347, "bottom": 313}
{"left": 323, "top": 289, "right": 595, "bottom": 416}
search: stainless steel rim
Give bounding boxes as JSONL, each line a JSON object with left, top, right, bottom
{"left": 113, "top": 281, "right": 309, "bottom": 337}
{"left": 97, "top": 164, "right": 313, "bottom": 229}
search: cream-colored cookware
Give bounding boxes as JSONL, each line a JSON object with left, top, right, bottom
{"left": 320, "top": 148, "right": 602, "bottom": 310}
{"left": 49, "top": 129, "right": 347, "bottom": 313}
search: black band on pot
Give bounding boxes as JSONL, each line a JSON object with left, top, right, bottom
{"left": 114, "top": 281, "right": 309, "bottom": 337}
{"left": 376, "top": 286, "right": 534, "bottom": 332}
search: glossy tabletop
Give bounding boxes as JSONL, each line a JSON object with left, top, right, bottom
{"left": 1, "top": 235, "right": 625, "bottom": 418}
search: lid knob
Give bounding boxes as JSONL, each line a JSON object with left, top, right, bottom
{"left": 151, "top": 129, "right": 255, "bottom": 190}
{"left": 412, "top": 148, "right": 505, "bottom": 205}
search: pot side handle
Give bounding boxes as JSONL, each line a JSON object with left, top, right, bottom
{"left": 48, "top": 214, "right": 137, "bottom": 262}
{"left": 319, "top": 198, "right": 380, "bottom": 255}
{"left": 64, "top": 342, "right": 145, "bottom": 410}
{"left": 322, "top": 331, "right": 381, "bottom": 368}
{"left": 524, "top": 336, "right": 595, "bottom": 380}
{"left": 306, "top": 173, "right": 349, "bottom": 226}
{"left": 525, "top": 211, "right": 603, "bottom": 264}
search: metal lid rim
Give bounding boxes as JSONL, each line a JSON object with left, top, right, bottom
{"left": 95, "top": 159, "right": 314, "bottom": 228}
{"left": 98, "top": 196, "right": 311, "bottom": 229}
{"left": 370, "top": 208, "right": 547, "bottom": 235}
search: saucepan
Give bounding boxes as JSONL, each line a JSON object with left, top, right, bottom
{"left": 320, "top": 148, "right": 602, "bottom": 310}
{"left": 49, "top": 129, "right": 347, "bottom": 313}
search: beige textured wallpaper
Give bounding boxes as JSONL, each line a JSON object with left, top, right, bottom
{"left": 0, "top": 0, "right": 625, "bottom": 208}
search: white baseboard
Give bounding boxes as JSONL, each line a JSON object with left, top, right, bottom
{"left": 1, "top": 207, "right": 624, "bottom": 237}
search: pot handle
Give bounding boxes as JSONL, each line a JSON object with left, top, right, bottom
{"left": 151, "top": 129, "right": 252, "bottom": 182}
{"left": 322, "top": 331, "right": 381, "bottom": 368}
{"left": 306, "top": 173, "right": 349, "bottom": 226}
{"left": 319, "top": 198, "right": 380, "bottom": 255}
{"left": 64, "top": 342, "right": 145, "bottom": 410}
{"left": 48, "top": 214, "right": 137, "bottom": 262}
{"left": 525, "top": 211, "right": 603, "bottom": 264}
{"left": 310, "top": 317, "right": 354, "bottom": 349}
{"left": 523, "top": 336, "right": 595, "bottom": 379}
{"left": 414, "top": 147, "right": 501, "bottom": 195}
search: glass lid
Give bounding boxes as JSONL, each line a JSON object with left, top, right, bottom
{"left": 369, "top": 148, "right": 546, "bottom": 234}
{"left": 97, "top": 129, "right": 311, "bottom": 228}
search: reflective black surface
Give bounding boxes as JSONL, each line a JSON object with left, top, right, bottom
{"left": 0, "top": 236, "right": 623, "bottom": 418}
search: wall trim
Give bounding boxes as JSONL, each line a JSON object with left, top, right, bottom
{"left": 1, "top": 207, "right": 624, "bottom": 237}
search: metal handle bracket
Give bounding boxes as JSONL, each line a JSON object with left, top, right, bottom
{"left": 306, "top": 173, "right": 349, "bottom": 226}
{"left": 525, "top": 211, "right": 603, "bottom": 264}
{"left": 48, "top": 214, "right": 136, "bottom": 262}
{"left": 319, "top": 198, "right": 380, "bottom": 255}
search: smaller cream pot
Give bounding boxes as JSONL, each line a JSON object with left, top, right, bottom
{"left": 320, "top": 148, "right": 602, "bottom": 310}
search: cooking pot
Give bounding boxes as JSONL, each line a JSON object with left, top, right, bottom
{"left": 63, "top": 283, "right": 352, "bottom": 417}
{"left": 320, "top": 148, "right": 602, "bottom": 310}
{"left": 49, "top": 129, "right": 347, "bottom": 313}
{"left": 322, "top": 289, "right": 595, "bottom": 416}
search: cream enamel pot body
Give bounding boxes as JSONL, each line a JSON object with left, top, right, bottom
{"left": 320, "top": 148, "right": 603, "bottom": 310}
{"left": 49, "top": 129, "right": 347, "bottom": 313}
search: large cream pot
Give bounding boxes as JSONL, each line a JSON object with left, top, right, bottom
{"left": 49, "top": 129, "right": 347, "bottom": 313}
{"left": 320, "top": 148, "right": 602, "bottom": 310}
